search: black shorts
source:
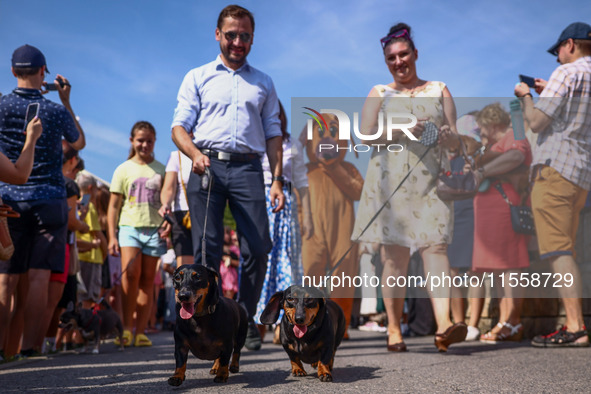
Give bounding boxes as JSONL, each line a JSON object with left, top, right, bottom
{"left": 0, "top": 199, "right": 68, "bottom": 275}
{"left": 170, "top": 210, "right": 193, "bottom": 258}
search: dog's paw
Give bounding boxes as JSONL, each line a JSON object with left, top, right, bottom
{"left": 318, "top": 373, "right": 333, "bottom": 382}
{"left": 292, "top": 368, "right": 307, "bottom": 377}
{"left": 209, "top": 367, "right": 217, "bottom": 375}
{"left": 213, "top": 375, "right": 228, "bottom": 383}
{"left": 168, "top": 376, "right": 184, "bottom": 386}
{"left": 229, "top": 364, "right": 239, "bottom": 374}
{"left": 311, "top": 362, "right": 318, "bottom": 368}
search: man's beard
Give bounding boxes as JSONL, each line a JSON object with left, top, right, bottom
{"left": 221, "top": 44, "right": 247, "bottom": 66}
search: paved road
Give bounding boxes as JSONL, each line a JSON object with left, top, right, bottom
{"left": 1, "top": 328, "right": 589, "bottom": 392}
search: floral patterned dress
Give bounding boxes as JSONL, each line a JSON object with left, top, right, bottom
{"left": 352, "top": 81, "right": 453, "bottom": 250}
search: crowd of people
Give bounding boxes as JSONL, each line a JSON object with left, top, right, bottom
{"left": 1, "top": 4, "right": 590, "bottom": 364}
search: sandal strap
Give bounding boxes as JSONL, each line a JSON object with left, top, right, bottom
{"left": 502, "top": 322, "right": 522, "bottom": 335}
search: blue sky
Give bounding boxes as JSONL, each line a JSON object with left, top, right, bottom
{"left": 1, "top": 0, "right": 589, "bottom": 183}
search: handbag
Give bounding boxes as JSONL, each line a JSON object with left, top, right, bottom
{"left": 178, "top": 151, "right": 191, "bottom": 229}
{"left": 494, "top": 183, "right": 535, "bottom": 235}
{"left": 0, "top": 199, "right": 20, "bottom": 261}
{"left": 435, "top": 138, "right": 481, "bottom": 201}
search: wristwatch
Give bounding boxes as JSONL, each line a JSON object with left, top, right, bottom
{"left": 272, "top": 175, "right": 285, "bottom": 184}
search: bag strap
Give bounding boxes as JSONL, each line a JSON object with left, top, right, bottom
{"left": 458, "top": 137, "right": 476, "bottom": 169}
{"left": 177, "top": 151, "right": 190, "bottom": 210}
{"left": 493, "top": 183, "right": 513, "bottom": 206}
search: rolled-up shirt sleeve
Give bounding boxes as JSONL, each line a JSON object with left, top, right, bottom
{"left": 171, "top": 70, "right": 201, "bottom": 133}
{"left": 261, "top": 78, "right": 282, "bottom": 140}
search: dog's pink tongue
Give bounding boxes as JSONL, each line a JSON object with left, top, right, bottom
{"left": 180, "top": 302, "right": 194, "bottom": 319}
{"left": 293, "top": 324, "right": 307, "bottom": 338}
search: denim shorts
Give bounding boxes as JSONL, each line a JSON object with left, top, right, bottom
{"left": 118, "top": 226, "right": 167, "bottom": 257}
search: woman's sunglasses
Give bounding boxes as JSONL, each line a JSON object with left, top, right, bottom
{"left": 380, "top": 29, "right": 411, "bottom": 49}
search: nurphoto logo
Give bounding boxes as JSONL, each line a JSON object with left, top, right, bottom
{"left": 303, "top": 107, "right": 417, "bottom": 153}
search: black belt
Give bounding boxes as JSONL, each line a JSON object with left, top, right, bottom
{"left": 200, "top": 148, "right": 259, "bottom": 162}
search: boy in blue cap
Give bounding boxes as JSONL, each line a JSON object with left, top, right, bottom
{"left": 515, "top": 22, "right": 591, "bottom": 347}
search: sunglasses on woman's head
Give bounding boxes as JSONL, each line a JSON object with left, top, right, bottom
{"left": 222, "top": 31, "right": 252, "bottom": 43}
{"left": 380, "top": 29, "right": 410, "bottom": 49}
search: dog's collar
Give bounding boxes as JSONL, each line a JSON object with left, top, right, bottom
{"left": 194, "top": 304, "right": 217, "bottom": 317}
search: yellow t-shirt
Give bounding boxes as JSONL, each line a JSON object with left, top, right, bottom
{"left": 76, "top": 202, "right": 103, "bottom": 264}
{"left": 110, "top": 159, "right": 165, "bottom": 228}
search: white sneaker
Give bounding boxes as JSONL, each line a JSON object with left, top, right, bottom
{"left": 465, "top": 325, "right": 480, "bottom": 341}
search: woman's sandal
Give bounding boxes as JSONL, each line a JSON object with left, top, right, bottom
{"left": 434, "top": 322, "right": 467, "bottom": 352}
{"left": 386, "top": 331, "right": 408, "bottom": 352}
{"left": 480, "top": 322, "right": 523, "bottom": 344}
{"left": 114, "top": 329, "right": 133, "bottom": 347}
{"left": 134, "top": 333, "right": 152, "bottom": 347}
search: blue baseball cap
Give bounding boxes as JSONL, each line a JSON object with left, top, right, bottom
{"left": 548, "top": 22, "right": 591, "bottom": 56}
{"left": 11, "top": 44, "right": 49, "bottom": 72}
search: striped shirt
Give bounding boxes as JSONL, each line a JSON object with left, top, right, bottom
{"left": 534, "top": 56, "right": 591, "bottom": 190}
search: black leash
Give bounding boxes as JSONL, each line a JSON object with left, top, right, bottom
{"left": 326, "top": 122, "right": 440, "bottom": 278}
{"left": 200, "top": 167, "right": 213, "bottom": 265}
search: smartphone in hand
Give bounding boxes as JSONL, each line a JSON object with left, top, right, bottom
{"left": 80, "top": 193, "right": 91, "bottom": 207}
{"left": 23, "top": 102, "right": 40, "bottom": 132}
{"left": 45, "top": 80, "right": 71, "bottom": 91}
{"left": 519, "top": 74, "right": 536, "bottom": 88}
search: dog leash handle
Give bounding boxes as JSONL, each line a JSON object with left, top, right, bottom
{"left": 201, "top": 167, "right": 214, "bottom": 265}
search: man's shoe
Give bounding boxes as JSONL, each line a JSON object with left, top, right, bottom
{"left": 531, "top": 326, "right": 589, "bottom": 348}
{"left": 245, "top": 321, "right": 262, "bottom": 351}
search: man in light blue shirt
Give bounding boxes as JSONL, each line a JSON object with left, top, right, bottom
{"left": 171, "top": 4, "right": 285, "bottom": 351}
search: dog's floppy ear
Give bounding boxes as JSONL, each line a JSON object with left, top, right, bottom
{"left": 260, "top": 290, "right": 285, "bottom": 325}
{"left": 205, "top": 266, "right": 220, "bottom": 306}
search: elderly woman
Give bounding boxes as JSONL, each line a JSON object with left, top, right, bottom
{"left": 472, "top": 103, "right": 532, "bottom": 343}
{"left": 352, "top": 22, "right": 464, "bottom": 352}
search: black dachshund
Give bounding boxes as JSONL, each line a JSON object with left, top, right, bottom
{"left": 260, "top": 285, "right": 346, "bottom": 382}
{"left": 168, "top": 264, "right": 247, "bottom": 386}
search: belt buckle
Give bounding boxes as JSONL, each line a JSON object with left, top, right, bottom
{"left": 218, "top": 151, "right": 232, "bottom": 161}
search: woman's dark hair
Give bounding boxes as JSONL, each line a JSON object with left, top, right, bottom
{"left": 128, "top": 121, "right": 156, "bottom": 160}
{"left": 95, "top": 184, "right": 111, "bottom": 231}
{"left": 278, "top": 100, "right": 290, "bottom": 142}
{"left": 383, "top": 22, "right": 415, "bottom": 52}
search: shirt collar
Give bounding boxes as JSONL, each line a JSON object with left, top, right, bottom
{"left": 12, "top": 87, "right": 43, "bottom": 98}
{"left": 215, "top": 54, "right": 250, "bottom": 73}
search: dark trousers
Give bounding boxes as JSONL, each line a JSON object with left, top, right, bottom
{"left": 187, "top": 158, "right": 272, "bottom": 319}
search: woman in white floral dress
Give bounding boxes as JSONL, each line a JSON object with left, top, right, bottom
{"left": 352, "top": 22, "right": 464, "bottom": 352}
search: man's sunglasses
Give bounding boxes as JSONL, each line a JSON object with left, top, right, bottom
{"left": 380, "top": 29, "right": 411, "bottom": 49}
{"left": 222, "top": 31, "right": 252, "bottom": 43}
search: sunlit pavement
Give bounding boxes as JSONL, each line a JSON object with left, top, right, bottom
{"left": 1, "top": 328, "right": 589, "bottom": 392}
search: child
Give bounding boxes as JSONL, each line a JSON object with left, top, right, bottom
{"left": 107, "top": 121, "right": 166, "bottom": 347}
{"left": 220, "top": 227, "right": 239, "bottom": 299}
{"left": 76, "top": 172, "right": 107, "bottom": 309}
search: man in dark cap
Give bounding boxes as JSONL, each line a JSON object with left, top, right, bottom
{"left": 0, "top": 44, "right": 86, "bottom": 359}
{"left": 515, "top": 22, "right": 591, "bottom": 348}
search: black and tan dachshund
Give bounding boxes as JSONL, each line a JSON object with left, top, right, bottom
{"left": 260, "top": 285, "right": 346, "bottom": 382}
{"left": 168, "top": 264, "right": 247, "bottom": 386}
